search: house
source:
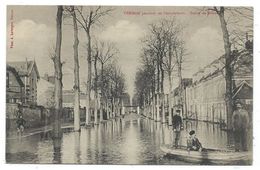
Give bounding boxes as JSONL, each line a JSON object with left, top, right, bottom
{"left": 184, "top": 49, "right": 253, "bottom": 124}
{"left": 171, "top": 78, "right": 192, "bottom": 115}
{"left": 7, "top": 60, "right": 40, "bottom": 105}
{"left": 63, "top": 90, "right": 88, "bottom": 108}
{"left": 37, "top": 77, "right": 55, "bottom": 108}
{"left": 42, "top": 73, "right": 55, "bottom": 84}
{"left": 6, "top": 65, "right": 24, "bottom": 104}
{"left": 121, "top": 92, "right": 131, "bottom": 106}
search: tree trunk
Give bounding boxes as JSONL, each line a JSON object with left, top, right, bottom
{"left": 178, "top": 63, "right": 183, "bottom": 113}
{"left": 85, "top": 29, "right": 92, "bottom": 125}
{"left": 160, "top": 59, "right": 164, "bottom": 93}
{"left": 168, "top": 72, "right": 173, "bottom": 125}
{"left": 100, "top": 101, "right": 103, "bottom": 122}
{"left": 100, "top": 63, "right": 104, "bottom": 122}
{"left": 167, "top": 42, "right": 173, "bottom": 125}
{"left": 106, "top": 101, "right": 109, "bottom": 119}
{"left": 216, "top": 7, "right": 233, "bottom": 130}
{"left": 183, "top": 88, "right": 188, "bottom": 119}
{"left": 153, "top": 93, "right": 156, "bottom": 120}
{"left": 94, "top": 98, "right": 98, "bottom": 124}
{"left": 156, "top": 93, "right": 160, "bottom": 122}
{"left": 112, "top": 97, "right": 115, "bottom": 118}
{"left": 156, "top": 57, "right": 160, "bottom": 94}
{"left": 161, "top": 94, "right": 165, "bottom": 123}
{"left": 160, "top": 57, "right": 165, "bottom": 123}
{"left": 94, "top": 52, "right": 98, "bottom": 125}
{"left": 53, "top": 6, "right": 63, "bottom": 139}
{"left": 71, "top": 6, "right": 80, "bottom": 131}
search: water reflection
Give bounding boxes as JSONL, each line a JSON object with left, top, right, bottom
{"left": 53, "top": 137, "right": 62, "bottom": 164}
{"left": 74, "top": 132, "right": 81, "bottom": 163}
{"left": 6, "top": 114, "right": 249, "bottom": 164}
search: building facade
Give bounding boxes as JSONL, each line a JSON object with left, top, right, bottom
{"left": 63, "top": 90, "right": 87, "bottom": 108}
{"left": 37, "top": 77, "right": 55, "bottom": 108}
{"left": 171, "top": 78, "right": 193, "bottom": 116}
{"left": 6, "top": 65, "right": 24, "bottom": 104}
{"left": 184, "top": 49, "right": 253, "bottom": 125}
{"left": 8, "top": 60, "right": 40, "bottom": 105}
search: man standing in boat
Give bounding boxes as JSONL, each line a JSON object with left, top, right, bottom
{"left": 172, "top": 109, "right": 184, "bottom": 148}
{"left": 232, "top": 102, "right": 250, "bottom": 152}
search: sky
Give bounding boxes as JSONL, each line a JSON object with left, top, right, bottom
{"left": 6, "top": 6, "right": 231, "bottom": 97}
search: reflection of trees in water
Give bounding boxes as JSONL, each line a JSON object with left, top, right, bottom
{"left": 94, "top": 125, "right": 99, "bottom": 163}
{"left": 155, "top": 122, "right": 161, "bottom": 145}
{"left": 74, "top": 132, "right": 81, "bottom": 163}
{"left": 10, "top": 115, "right": 251, "bottom": 164}
{"left": 160, "top": 124, "right": 166, "bottom": 145}
{"left": 143, "top": 118, "right": 233, "bottom": 149}
{"left": 52, "top": 137, "right": 62, "bottom": 164}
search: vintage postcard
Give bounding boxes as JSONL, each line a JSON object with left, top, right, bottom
{"left": 5, "top": 5, "right": 253, "bottom": 165}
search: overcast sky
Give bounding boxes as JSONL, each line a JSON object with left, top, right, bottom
{"left": 6, "top": 6, "right": 229, "bottom": 97}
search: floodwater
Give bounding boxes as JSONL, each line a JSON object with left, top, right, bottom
{"left": 6, "top": 113, "right": 252, "bottom": 164}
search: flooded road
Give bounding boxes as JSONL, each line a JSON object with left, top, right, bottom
{"left": 6, "top": 113, "right": 250, "bottom": 164}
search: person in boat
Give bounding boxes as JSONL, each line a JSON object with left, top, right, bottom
{"left": 172, "top": 109, "right": 184, "bottom": 148}
{"left": 187, "top": 130, "right": 203, "bottom": 152}
{"left": 232, "top": 101, "right": 250, "bottom": 152}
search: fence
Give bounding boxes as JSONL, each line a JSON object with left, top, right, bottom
{"left": 6, "top": 103, "right": 52, "bottom": 131}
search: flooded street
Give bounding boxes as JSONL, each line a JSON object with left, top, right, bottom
{"left": 6, "top": 113, "right": 251, "bottom": 164}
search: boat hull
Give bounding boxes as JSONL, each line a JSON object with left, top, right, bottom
{"left": 160, "top": 145, "right": 252, "bottom": 165}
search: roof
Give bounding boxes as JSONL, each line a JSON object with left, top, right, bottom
{"left": 172, "top": 78, "right": 193, "bottom": 96}
{"left": 7, "top": 60, "right": 40, "bottom": 79}
{"left": 42, "top": 74, "right": 55, "bottom": 84}
{"left": 232, "top": 80, "right": 253, "bottom": 99}
{"left": 193, "top": 49, "right": 252, "bottom": 84}
{"left": 6, "top": 65, "right": 24, "bottom": 87}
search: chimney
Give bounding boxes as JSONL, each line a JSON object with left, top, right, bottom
{"left": 25, "top": 57, "right": 28, "bottom": 70}
{"left": 245, "top": 32, "right": 253, "bottom": 50}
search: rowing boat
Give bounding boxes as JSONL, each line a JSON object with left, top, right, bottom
{"left": 160, "top": 144, "right": 252, "bottom": 165}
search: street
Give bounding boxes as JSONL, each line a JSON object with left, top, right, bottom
{"left": 6, "top": 113, "right": 251, "bottom": 164}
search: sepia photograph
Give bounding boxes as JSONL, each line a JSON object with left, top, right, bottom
{"left": 5, "top": 4, "right": 253, "bottom": 165}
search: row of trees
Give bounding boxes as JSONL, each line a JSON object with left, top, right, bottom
{"left": 134, "top": 7, "right": 253, "bottom": 129}
{"left": 52, "top": 6, "right": 126, "bottom": 135}
{"left": 134, "top": 18, "right": 186, "bottom": 125}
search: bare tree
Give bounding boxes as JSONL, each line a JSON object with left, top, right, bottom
{"left": 93, "top": 48, "right": 99, "bottom": 124}
{"left": 225, "top": 7, "right": 253, "bottom": 50}
{"left": 194, "top": 6, "right": 253, "bottom": 128}
{"left": 52, "top": 6, "right": 63, "bottom": 139}
{"left": 100, "top": 60, "right": 126, "bottom": 117}
{"left": 139, "top": 19, "right": 186, "bottom": 124}
{"left": 142, "top": 22, "right": 168, "bottom": 122}
{"left": 173, "top": 40, "right": 187, "bottom": 116}
{"left": 96, "top": 41, "right": 118, "bottom": 121}
{"left": 212, "top": 7, "right": 235, "bottom": 130}
{"left": 74, "top": 6, "right": 114, "bottom": 125}
{"left": 160, "top": 19, "right": 183, "bottom": 124}
{"left": 64, "top": 6, "right": 81, "bottom": 131}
